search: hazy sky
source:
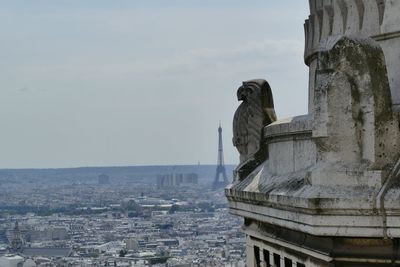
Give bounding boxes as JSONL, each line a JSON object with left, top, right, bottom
{"left": 0, "top": 1, "right": 309, "bottom": 169}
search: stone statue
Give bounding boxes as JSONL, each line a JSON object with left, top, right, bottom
{"left": 226, "top": 2, "right": 400, "bottom": 265}
{"left": 232, "top": 79, "right": 276, "bottom": 178}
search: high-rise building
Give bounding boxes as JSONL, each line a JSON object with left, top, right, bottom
{"left": 157, "top": 173, "right": 198, "bottom": 189}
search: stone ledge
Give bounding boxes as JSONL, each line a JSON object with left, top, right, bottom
{"left": 228, "top": 200, "right": 400, "bottom": 238}
{"left": 264, "top": 115, "right": 311, "bottom": 139}
{"left": 225, "top": 166, "right": 400, "bottom": 237}
{"left": 226, "top": 164, "right": 384, "bottom": 211}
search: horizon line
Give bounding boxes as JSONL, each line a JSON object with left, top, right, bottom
{"left": 0, "top": 163, "right": 238, "bottom": 171}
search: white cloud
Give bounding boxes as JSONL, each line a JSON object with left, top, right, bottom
{"left": 9, "top": 39, "right": 303, "bottom": 83}
{"left": 187, "top": 39, "right": 303, "bottom": 59}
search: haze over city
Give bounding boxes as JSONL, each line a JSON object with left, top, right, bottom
{"left": 3, "top": 0, "right": 400, "bottom": 266}
{"left": 0, "top": 0, "right": 308, "bottom": 169}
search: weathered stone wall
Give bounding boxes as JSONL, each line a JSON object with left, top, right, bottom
{"left": 264, "top": 116, "right": 315, "bottom": 175}
{"left": 226, "top": 1, "right": 400, "bottom": 265}
{"left": 305, "top": 0, "right": 400, "bottom": 111}
{"left": 311, "top": 36, "right": 399, "bottom": 186}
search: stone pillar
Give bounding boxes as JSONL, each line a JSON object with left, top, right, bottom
{"left": 246, "top": 236, "right": 255, "bottom": 267}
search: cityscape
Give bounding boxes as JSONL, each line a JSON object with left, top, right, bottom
{"left": 0, "top": 1, "right": 308, "bottom": 266}
{"left": 0, "top": 165, "right": 245, "bottom": 266}
{"left": 3, "top": 0, "right": 400, "bottom": 266}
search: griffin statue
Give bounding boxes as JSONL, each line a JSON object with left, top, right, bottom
{"left": 232, "top": 79, "right": 277, "bottom": 179}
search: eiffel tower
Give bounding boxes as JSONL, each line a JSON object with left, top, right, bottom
{"left": 212, "top": 123, "right": 229, "bottom": 190}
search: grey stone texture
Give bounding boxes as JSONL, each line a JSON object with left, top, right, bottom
{"left": 232, "top": 79, "right": 276, "bottom": 179}
{"left": 226, "top": 0, "right": 400, "bottom": 265}
{"left": 227, "top": 36, "right": 400, "bottom": 238}
{"left": 305, "top": 0, "right": 400, "bottom": 110}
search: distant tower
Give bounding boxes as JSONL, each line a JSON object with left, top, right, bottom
{"left": 212, "top": 123, "right": 228, "bottom": 190}
{"left": 9, "top": 221, "right": 23, "bottom": 253}
{"left": 98, "top": 174, "right": 110, "bottom": 185}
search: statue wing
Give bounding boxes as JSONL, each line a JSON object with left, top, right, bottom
{"left": 233, "top": 102, "right": 248, "bottom": 156}
{"left": 260, "top": 80, "right": 277, "bottom": 125}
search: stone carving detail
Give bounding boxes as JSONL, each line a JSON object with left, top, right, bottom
{"left": 304, "top": 0, "right": 398, "bottom": 64}
{"left": 226, "top": 1, "right": 400, "bottom": 255}
{"left": 313, "top": 36, "right": 399, "bottom": 183}
{"left": 232, "top": 79, "right": 276, "bottom": 178}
